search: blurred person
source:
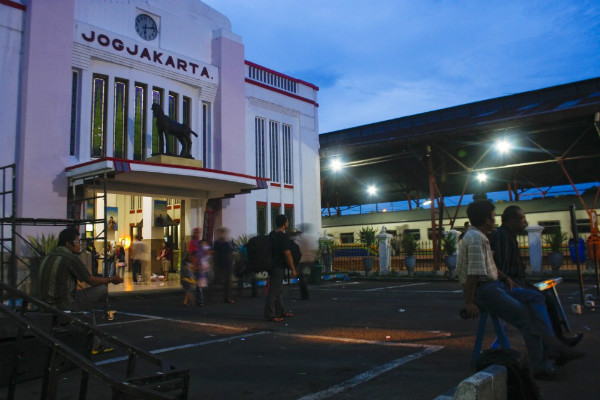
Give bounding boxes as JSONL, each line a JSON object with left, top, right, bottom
{"left": 181, "top": 254, "right": 197, "bottom": 306}
{"left": 157, "top": 241, "right": 171, "bottom": 281}
{"left": 130, "top": 235, "right": 146, "bottom": 284}
{"left": 265, "top": 215, "right": 297, "bottom": 322}
{"left": 195, "top": 240, "right": 211, "bottom": 306}
{"left": 457, "top": 201, "right": 583, "bottom": 380}
{"left": 115, "top": 245, "right": 126, "bottom": 279}
{"left": 213, "top": 227, "right": 235, "bottom": 303}
{"left": 490, "top": 205, "right": 583, "bottom": 347}
{"left": 296, "top": 223, "right": 318, "bottom": 300}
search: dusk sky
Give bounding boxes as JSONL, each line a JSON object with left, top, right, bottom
{"left": 203, "top": 0, "right": 600, "bottom": 134}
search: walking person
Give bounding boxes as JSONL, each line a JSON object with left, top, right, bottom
{"left": 296, "top": 223, "right": 317, "bottom": 300}
{"left": 265, "top": 215, "right": 297, "bottom": 322}
{"left": 130, "top": 235, "right": 146, "bottom": 284}
{"left": 213, "top": 227, "right": 235, "bottom": 303}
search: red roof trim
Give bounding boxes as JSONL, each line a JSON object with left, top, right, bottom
{"left": 245, "top": 78, "right": 319, "bottom": 107}
{"left": 270, "top": 182, "right": 281, "bottom": 187}
{"left": 271, "top": 202, "right": 281, "bottom": 207}
{"left": 284, "top": 203, "right": 294, "bottom": 208}
{"left": 65, "top": 157, "right": 269, "bottom": 183}
{"left": 256, "top": 201, "right": 268, "bottom": 207}
{"left": 0, "top": 0, "right": 26, "bottom": 11}
{"left": 284, "top": 184, "right": 294, "bottom": 189}
{"left": 245, "top": 60, "right": 319, "bottom": 91}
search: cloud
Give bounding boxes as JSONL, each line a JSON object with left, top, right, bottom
{"left": 202, "top": 0, "right": 600, "bottom": 133}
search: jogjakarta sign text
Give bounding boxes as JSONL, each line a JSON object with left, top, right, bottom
{"left": 75, "top": 23, "right": 218, "bottom": 84}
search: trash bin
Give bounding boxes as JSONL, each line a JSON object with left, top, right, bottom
{"left": 311, "top": 263, "right": 322, "bottom": 284}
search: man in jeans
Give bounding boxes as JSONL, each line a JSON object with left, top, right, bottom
{"left": 264, "top": 215, "right": 297, "bottom": 322}
{"left": 38, "top": 227, "right": 123, "bottom": 353}
{"left": 457, "top": 201, "right": 583, "bottom": 379}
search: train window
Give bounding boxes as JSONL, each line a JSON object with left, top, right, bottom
{"left": 340, "top": 233, "right": 354, "bottom": 244}
{"left": 403, "top": 229, "right": 421, "bottom": 240}
{"left": 427, "top": 227, "right": 445, "bottom": 240}
{"left": 576, "top": 219, "right": 591, "bottom": 234}
{"left": 539, "top": 220, "right": 561, "bottom": 234}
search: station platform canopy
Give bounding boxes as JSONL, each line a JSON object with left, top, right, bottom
{"left": 320, "top": 77, "right": 600, "bottom": 210}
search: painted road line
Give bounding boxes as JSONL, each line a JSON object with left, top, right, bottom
{"left": 282, "top": 332, "right": 445, "bottom": 349}
{"left": 98, "top": 310, "right": 247, "bottom": 331}
{"left": 363, "top": 282, "right": 430, "bottom": 292}
{"left": 296, "top": 346, "right": 443, "bottom": 400}
{"left": 95, "top": 331, "right": 269, "bottom": 366}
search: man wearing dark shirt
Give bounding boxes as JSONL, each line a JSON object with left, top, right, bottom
{"left": 264, "top": 215, "right": 297, "bottom": 322}
{"left": 490, "top": 206, "right": 582, "bottom": 347}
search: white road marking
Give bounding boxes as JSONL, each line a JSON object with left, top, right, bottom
{"left": 363, "top": 282, "right": 430, "bottom": 291}
{"left": 97, "top": 311, "right": 247, "bottom": 331}
{"left": 296, "top": 346, "right": 443, "bottom": 400}
{"left": 95, "top": 331, "right": 269, "bottom": 365}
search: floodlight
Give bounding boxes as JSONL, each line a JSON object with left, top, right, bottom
{"left": 367, "top": 185, "right": 377, "bottom": 196}
{"left": 330, "top": 158, "right": 343, "bottom": 172}
{"left": 476, "top": 172, "right": 487, "bottom": 182}
{"left": 495, "top": 139, "right": 512, "bottom": 154}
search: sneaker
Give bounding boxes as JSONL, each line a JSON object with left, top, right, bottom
{"left": 91, "top": 345, "right": 114, "bottom": 355}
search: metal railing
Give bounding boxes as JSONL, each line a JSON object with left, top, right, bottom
{"left": 0, "top": 282, "right": 189, "bottom": 399}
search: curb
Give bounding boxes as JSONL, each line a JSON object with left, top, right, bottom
{"left": 434, "top": 365, "right": 507, "bottom": 400}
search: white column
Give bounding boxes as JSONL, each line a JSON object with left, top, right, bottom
{"left": 378, "top": 227, "right": 392, "bottom": 274}
{"left": 526, "top": 225, "right": 544, "bottom": 273}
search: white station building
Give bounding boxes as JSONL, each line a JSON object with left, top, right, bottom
{"left": 1, "top": 0, "right": 321, "bottom": 281}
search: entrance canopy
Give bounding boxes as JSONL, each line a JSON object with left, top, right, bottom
{"left": 65, "top": 157, "right": 267, "bottom": 199}
{"left": 320, "top": 77, "right": 600, "bottom": 210}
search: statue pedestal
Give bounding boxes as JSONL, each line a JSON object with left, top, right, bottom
{"left": 147, "top": 155, "right": 203, "bottom": 169}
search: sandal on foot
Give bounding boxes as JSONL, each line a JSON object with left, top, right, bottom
{"left": 268, "top": 317, "right": 284, "bottom": 322}
{"left": 282, "top": 312, "right": 294, "bottom": 318}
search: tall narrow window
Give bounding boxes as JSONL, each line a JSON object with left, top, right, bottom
{"left": 183, "top": 96, "right": 191, "bottom": 156}
{"left": 152, "top": 88, "right": 163, "bottom": 155}
{"left": 284, "top": 205, "right": 294, "bottom": 232}
{"left": 255, "top": 117, "right": 266, "bottom": 178}
{"left": 91, "top": 75, "right": 108, "bottom": 158}
{"left": 202, "top": 102, "right": 211, "bottom": 168}
{"left": 70, "top": 70, "right": 79, "bottom": 156}
{"left": 113, "top": 79, "right": 128, "bottom": 158}
{"left": 168, "top": 92, "right": 178, "bottom": 155}
{"left": 269, "top": 121, "right": 279, "bottom": 182}
{"left": 133, "top": 83, "right": 146, "bottom": 160}
{"left": 256, "top": 203, "right": 267, "bottom": 235}
{"left": 282, "top": 124, "right": 293, "bottom": 184}
{"left": 270, "top": 204, "right": 281, "bottom": 232}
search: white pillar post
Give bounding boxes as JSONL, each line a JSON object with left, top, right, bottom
{"left": 526, "top": 225, "right": 544, "bottom": 273}
{"left": 378, "top": 227, "right": 392, "bottom": 274}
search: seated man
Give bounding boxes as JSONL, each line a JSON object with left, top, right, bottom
{"left": 490, "top": 206, "right": 582, "bottom": 347}
{"left": 457, "top": 201, "right": 583, "bottom": 379}
{"left": 38, "top": 227, "right": 123, "bottom": 351}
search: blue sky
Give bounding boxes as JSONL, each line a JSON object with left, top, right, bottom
{"left": 202, "top": 0, "right": 600, "bottom": 133}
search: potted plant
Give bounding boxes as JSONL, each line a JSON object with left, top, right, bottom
{"left": 401, "top": 233, "right": 419, "bottom": 276}
{"left": 318, "top": 236, "right": 336, "bottom": 272}
{"left": 27, "top": 233, "right": 58, "bottom": 296}
{"left": 358, "top": 226, "right": 378, "bottom": 276}
{"left": 544, "top": 229, "right": 567, "bottom": 272}
{"left": 441, "top": 233, "right": 458, "bottom": 278}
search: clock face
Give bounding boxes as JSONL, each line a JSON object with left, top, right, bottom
{"left": 135, "top": 14, "right": 158, "bottom": 41}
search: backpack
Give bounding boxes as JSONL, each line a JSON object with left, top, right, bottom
{"left": 290, "top": 239, "right": 302, "bottom": 268}
{"left": 476, "top": 349, "right": 541, "bottom": 400}
{"left": 246, "top": 235, "right": 273, "bottom": 272}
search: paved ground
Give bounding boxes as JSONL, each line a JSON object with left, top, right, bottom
{"left": 3, "top": 278, "right": 599, "bottom": 399}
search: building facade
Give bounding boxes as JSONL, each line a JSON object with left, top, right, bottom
{"left": 1, "top": 0, "right": 321, "bottom": 284}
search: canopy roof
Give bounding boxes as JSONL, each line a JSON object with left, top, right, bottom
{"left": 320, "top": 77, "right": 600, "bottom": 209}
